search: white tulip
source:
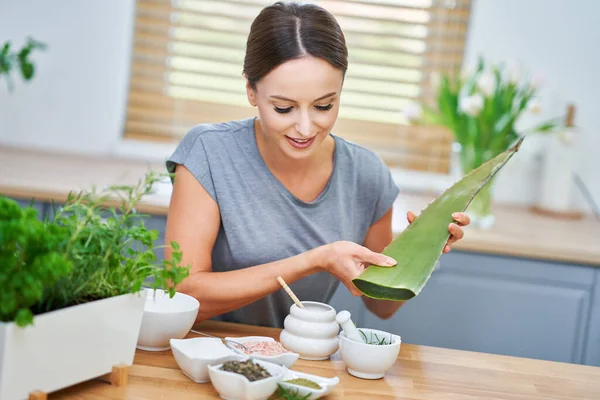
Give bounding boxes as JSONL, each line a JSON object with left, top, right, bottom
{"left": 506, "top": 61, "right": 521, "bottom": 84}
{"left": 459, "top": 94, "right": 484, "bottom": 117}
{"left": 527, "top": 97, "right": 542, "bottom": 114}
{"left": 403, "top": 102, "right": 423, "bottom": 122}
{"left": 460, "top": 66, "right": 474, "bottom": 80}
{"left": 476, "top": 71, "right": 496, "bottom": 97}
{"left": 531, "top": 73, "right": 544, "bottom": 89}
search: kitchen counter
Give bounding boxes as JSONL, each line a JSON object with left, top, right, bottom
{"left": 1, "top": 145, "right": 599, "bottom": 266}
{"left": 47, "top": 320, "right": 600, "bottom": 399}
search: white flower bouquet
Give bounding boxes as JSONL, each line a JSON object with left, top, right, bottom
{"left": 404, "top": 56, "right": 563, "bottom": 226}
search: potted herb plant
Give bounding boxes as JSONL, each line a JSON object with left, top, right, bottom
{"left": 403, "top": 56, "right": 562, "bottom": 228}
{"left": 0, "top": 36, "right": 46, "bottom": 91}
{"left": 0, "top": 171, "right": 190, "bottom": 399}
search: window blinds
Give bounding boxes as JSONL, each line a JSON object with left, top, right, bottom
{"left": 125, "top": 0, "right": 472, "bottom": 173}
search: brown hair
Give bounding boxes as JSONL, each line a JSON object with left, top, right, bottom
{"left": 243, "top": 1, "right": 348, "bottom": 90}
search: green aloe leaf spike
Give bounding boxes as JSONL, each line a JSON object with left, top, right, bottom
{"left": 352, "top": 136, "right": 525, "bottom": 301}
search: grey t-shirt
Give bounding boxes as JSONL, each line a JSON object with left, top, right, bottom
{"left": 166, "top": 117, "right": 399, "bottom": 328}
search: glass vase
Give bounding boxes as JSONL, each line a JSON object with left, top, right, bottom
{"left": 466, "top": 178, "right": 496, "bottom": 229}
{"left": 453, "top": 143, "right": 497, "bottom": 230}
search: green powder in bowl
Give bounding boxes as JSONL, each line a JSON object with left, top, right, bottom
{"left": 283, "top": 378, "right": 322, "bottom": 389}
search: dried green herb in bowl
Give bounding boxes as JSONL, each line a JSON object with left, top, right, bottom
{"left": 358, "top": 329, "right": 394, "bottom": 345}
{"left": 220, "top": 359, "right": 272, "bottom": 382}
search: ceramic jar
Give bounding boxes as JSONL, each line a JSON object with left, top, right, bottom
{"left": 279, "top": 301, "right": 340, "bottom": 360}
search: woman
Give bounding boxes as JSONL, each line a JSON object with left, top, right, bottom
{"left": 165, "top": 1, "right": 469, "bottom": 328}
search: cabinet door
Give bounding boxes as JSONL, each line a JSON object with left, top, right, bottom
{"left": 584, "top": 270, "right": 600, "bottom": 366}
{"left": 136, "top": 214, "right": 167, "bottom": 286}
{"left": 363, "top": 252, "right": 594, "bottom": 364}
{"left": 144, "top": 214, "right": 168, "bottom": 264}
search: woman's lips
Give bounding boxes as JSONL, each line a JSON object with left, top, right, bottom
{"left": 285, "top": 135, "right": 316, "bottom": 149}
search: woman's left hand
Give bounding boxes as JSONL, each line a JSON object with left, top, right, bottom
{"left": 406, "top": 211, "right": 471, "bottom": 253}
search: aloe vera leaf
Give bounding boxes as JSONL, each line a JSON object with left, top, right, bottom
{"left": 352, "top": 136, "right": 525, "bottom": 301}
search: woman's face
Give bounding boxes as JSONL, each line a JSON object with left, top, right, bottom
{"left": 246, "top": 56, "right": 344, "bottom": 160}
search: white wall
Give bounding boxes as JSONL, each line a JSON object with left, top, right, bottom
{"left": 0, "top": 0, "right": 135, "bottom": 156}
{"left": 0, "top": 0, "right": 598, "bottom": 208}
{"left": 463, "top": 0, "right": 600, "bottom": 208}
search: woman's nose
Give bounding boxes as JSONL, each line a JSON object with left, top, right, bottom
{"left": 295, "top": 112, "right": 312, "bottom": 137}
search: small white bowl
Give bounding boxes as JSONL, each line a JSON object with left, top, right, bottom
{"left": 170, "top": 337, "right": 246, "bottom": 383}
{"left": 208, "top": 359, "right": 285, "bottom": 400}
{"left": 225, "top": 335, "right": 299, "bottom": 368}
{"left": 278, "top": 369, "right": 339, "bottom": 400}
{"left": 136, "top": 288, "right": 199, "bottom": 351}
{"left": 339, "top": 328, "right": 401, "bottom": 380}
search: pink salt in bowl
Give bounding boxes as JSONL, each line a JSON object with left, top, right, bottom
{"left": 224, "top": 335, "right": 299, "bottom": 368}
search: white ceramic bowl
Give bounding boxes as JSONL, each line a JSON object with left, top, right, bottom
{"left": 224, "top": 335, "right": 299, "bottom": 368}
{"left": 208, "top": 359, "right": 285, "bottom": 400}
{"left": 136, "top": 288, "right": 199, "bottom": 351}
{"left": 339, "top": 328, "right": 401, "bottom": 379}
{"left": 170, "top": 337, "right": 246, "bottom": 383}
{"left": 278, "top": 369, "right": 339, "bottom": 400}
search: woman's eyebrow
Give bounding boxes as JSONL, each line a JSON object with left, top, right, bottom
{"left": 269, "top": 92, "right": 337, "bottom": 102}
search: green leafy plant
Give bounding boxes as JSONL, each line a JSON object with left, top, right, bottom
{"left": 358, "top": 329, "right": 393, "bottom": 345}
{"left": 269, "top": 385, "right": 311, "bottom": 400}
{"left": 404, "top": 56, "right": 563, "bottom": 222}
{"left": 353, "top": 137, "right": 523, "bottom": 301}
{"left": 0, "top": 37, "right": 47, "bottom": 91}
{"left": 0, "top": 171, "right": 190, "bottom": 327}
{"left": 0, "top": 200, "right": 73, "bottom": 327}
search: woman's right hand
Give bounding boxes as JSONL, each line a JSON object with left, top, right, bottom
{"left": 312, "top": 241, "right": 397, "bottom": 296}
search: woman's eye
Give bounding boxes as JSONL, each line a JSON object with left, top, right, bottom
{"left": 274, "top": 106, "right": 293, "bottom": 114}
{"left": 315, "top": 104, "right": 333, "bottom": 111}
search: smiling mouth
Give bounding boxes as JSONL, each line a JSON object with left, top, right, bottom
{"left": 285, "top": 135, "right": 316, "bottom": 149}
{"left": 288, "top": 137, "right": 313, "bottom": 143}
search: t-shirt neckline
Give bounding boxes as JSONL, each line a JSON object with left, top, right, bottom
{"left": 245, "top": 117, "right": 339, "bottom": 207}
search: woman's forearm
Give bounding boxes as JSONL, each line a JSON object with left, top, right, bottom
{"left": 177, "top": 249, "right": 322, "bottom": 322}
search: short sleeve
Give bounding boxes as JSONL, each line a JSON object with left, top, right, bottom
{"left": 370, "top": 158, "right": 400, "bottom": 225}
{"left": 165, "top": 127, "right": 217, "bottom": 202}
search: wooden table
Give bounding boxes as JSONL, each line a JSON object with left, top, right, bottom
{"left": 49, "top": 321, "right": 600, "bottom": 399}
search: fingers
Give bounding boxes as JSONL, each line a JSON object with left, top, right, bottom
{"left": 358, "top": 247, "right": 397, "bottom": 267}
{"left": 443, "top": 222, "right": 464, "bottom": 253}
{"left": 452, "top": 212, "right": 470, "bottom": 226}
{"left": 406, "top": 211, "right": 466, "bottom": 255}
{"left": 349, "top": 283, "right": 363, "bottom": 296}
{"left": 409, "top": 211, "right": 470, "bottom": 227}
{"left": 345, "top": 262, "right": 365, "bottom": 296}
{"left": 406, "top": 210, "right": 417, "bottom": 224}
{"left": 448, "top": 223, "right": 464, "bottom": 241}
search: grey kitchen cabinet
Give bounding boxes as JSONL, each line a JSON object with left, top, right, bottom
{"left": 129, "top": 214, "right": 168, "bottom": 286}
{"left": 583, "top": 271, "right": 600, "bottom": 366}
{"left": 143, "top": 214, "right": 169, "bottom": 264}
{"left": 348, "top": 251, "right": 597, "bottom": 366}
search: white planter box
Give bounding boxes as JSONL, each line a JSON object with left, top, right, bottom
{"left": 0, "top": 292, "right": 146, "bottom": 400}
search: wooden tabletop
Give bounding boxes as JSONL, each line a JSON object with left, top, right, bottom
{"left": 1, "top": 145, "right": 599, "bottom": 266}
{"left": 48, "top": 320, "right": 600, "bottom": 399}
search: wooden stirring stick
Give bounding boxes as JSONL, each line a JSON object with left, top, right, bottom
{"left": 277, "top": 276, "right": 305, "bottom": 309}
